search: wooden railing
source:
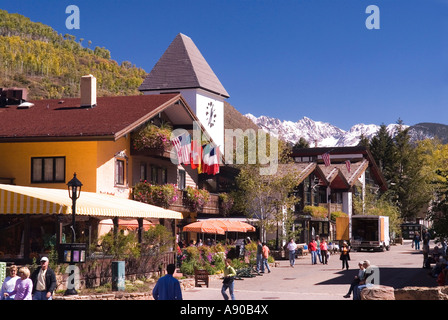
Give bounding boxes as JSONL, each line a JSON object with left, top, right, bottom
{"left": 318, "top": 203, "right": 343, "bottom": 213}
{"left": 168, "top": 190, "right": 220, "bottom": 215}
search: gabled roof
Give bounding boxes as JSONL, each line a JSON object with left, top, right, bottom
{"left": 0, "top": 94, "right": 197, "bottom": 141}
{"left": 139, "top": 33, "right": 229, "bottom": 98}
{"left": 291, "top": 146, "right": 387, "bottom": 191}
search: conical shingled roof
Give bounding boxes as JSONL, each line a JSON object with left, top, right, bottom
{"left": 139, "top": 33, "right": 229, "bottom": 98}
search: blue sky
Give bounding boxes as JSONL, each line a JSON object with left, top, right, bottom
{"left": 2, "top": 0, "right": 448, "bottom": 130}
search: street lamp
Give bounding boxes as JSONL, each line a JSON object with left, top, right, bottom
{"left": 67, "top": 173, "right": 82, "bottom": 242}
{"left": 64, "top": 173, "right": 82, "bottom": 296}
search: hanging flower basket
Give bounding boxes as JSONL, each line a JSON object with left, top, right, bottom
{"left": 133, "top": 182, "right": 178, "bottom": 208}
{"left": 184, "top": 186, "right": 210, "bottom": 212}
{"left": 132, "top": 123, "right": 172, "bottom": 152}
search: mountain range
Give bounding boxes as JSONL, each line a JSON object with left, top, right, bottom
{"left": 245, "top": 114, "right": 448, "bottom": 147}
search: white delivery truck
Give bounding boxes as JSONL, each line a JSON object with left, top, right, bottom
{"left": 350, "top": 215, "right": 390, "bottom": 252}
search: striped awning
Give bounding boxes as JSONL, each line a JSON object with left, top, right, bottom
{"left": 0, "top": 184, "right": 183, "bottom": 219}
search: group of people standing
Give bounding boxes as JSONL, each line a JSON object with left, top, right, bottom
{"left": 1, "top": 256, "right": 57, "bottom": 300}
{"left": 286, "top": 236, "right": 333, "bottom": 267}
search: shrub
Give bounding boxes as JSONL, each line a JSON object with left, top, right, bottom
{"left": 179, "top": 244, "right": 227, "bottom": 275}
{"left": 219, "top": 193, "right": 234, "bottom": 216}
{"left": 303, "top": 205, "right": 328, "bottom": 219}
{"left": 330, "top": 211, "right": 348, "bottom": 221}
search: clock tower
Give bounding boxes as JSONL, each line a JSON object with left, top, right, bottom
{"left": 139, "top": 33, "right": 229, "bottom": 150}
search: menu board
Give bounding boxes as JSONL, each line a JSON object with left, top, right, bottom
{"left": 59, "top": 243, "right": 87, "bottom": 263}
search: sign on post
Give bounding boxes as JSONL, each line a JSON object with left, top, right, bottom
{"left": 59, "top": 243, "right": 87, "bottom": 264}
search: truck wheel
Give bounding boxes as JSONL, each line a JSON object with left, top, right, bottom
{"left": 386, "top": 246, "right": 390, "bottom": 251}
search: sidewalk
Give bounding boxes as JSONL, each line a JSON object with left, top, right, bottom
{"left": 182, "top": 240, "right": 438, "bottom": 300}
{"left": 182, "top": 254, "right": 350, "bottom": 300}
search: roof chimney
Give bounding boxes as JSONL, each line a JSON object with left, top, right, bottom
{"left": 80, "top": 74, "right": 97, "bottom": 108}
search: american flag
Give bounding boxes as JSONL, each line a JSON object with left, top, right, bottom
{"left": 180, "top": 133, "right": 191, "bottom": 164}
{"left": 322, "top": 152, "right": 331, "bottom": 166}
{"left": 171, "top": 133, "right": 191, "bottom": 164}
{"left": 345, "top": 160, "right": 351, "bottom": 173}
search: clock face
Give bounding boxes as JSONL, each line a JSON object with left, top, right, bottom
{"left": 205, "top": 101, "right": 217, "bottom": 128}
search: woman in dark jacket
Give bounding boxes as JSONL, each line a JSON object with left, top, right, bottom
{"left": 340, "top": 242, "right": 350, "bottom": 270}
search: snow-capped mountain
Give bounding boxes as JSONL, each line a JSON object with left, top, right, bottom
{"left": 244, "top": 114, "right": 408, "bottom": 147}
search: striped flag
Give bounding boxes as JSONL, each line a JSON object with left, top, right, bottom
{"left": 322, "top": 152, "right": 331, "bottom": 166}
{"left": 180, "top": 134, "right": 191, "bottom": 164}
{"left": 171, "top": 133, "right": 191, "bottom": 164}
{"left": 345, "top": 160, "right": 351, "bottom": 173}
{"left": 171, "top": 135, "right": 182, "bottom": 158}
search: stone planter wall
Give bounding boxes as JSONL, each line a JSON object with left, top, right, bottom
{"left": 361, "top": 285, "right": 448, "bottom": 300}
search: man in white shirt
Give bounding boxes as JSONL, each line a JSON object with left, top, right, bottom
{"left": 287, "top": 239, "right": 298, "bottom": 267}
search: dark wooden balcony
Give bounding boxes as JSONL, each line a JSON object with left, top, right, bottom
{"left": 168, "top": 190, "right": 220, "bottom": 215}
{"left": 130, "top": 147, "right": 172, "bottom": 159}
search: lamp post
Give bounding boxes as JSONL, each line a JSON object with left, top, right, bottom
{"left": 64, "top": 173, "right": 82, "bottom": 296}
{"left": 67, "top": 173, "right": 82, "bottom": 242}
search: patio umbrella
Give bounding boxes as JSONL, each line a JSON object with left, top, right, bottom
{"left": 211, "top": 220, "right": 248, "bottom": 232}
{"left": 203, "top": 219, "right": 256, "bottom": 242}
{"left": 183, "top": 220, "right": 226, "bottom": 235}
{"left": 231, "top": 220, "right": 256, "bottom": 232}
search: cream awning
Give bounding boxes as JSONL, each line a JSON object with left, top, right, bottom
{"left": 0, "top": 184, "right": 183, "bottom": 219}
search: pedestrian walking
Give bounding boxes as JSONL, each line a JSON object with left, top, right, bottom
{"left": 256, "top": 239, "right": 263, "bottom": 273}
{"left": 31, "top": 256, "right": 57, "bottom": 300}
{"left": 344, "top": 261, "right": 365, "bottom": 298}
{"left": 5, "top": 267, "right": 33, "bottom": 300}
{"left": 316, "top": 235, "right": 322, "bottom": 264}
{"left": 309, "top": 238, "right": 318, "bottom": 265}
{"left": 261, "top": 242, "right": 271, "bottom": 273}
{"left": 423, "top": 237, "right": 430, "bottom": 268}
{"left": 287, "top": 238, "right": 298, "bottom": 267}
{"left": 413, "top": 232, "right": 421, "bottom": 250}
{"left": 320, "top": 238, "right": 328, "bottom": 265}
{"left": 340, "top": 242, "right": 350, "bottom": 270}
{"left": 1, "top": 265, "right": 19, "bottom": 300}
{"left": 221, "top": 259, "right": 236, "bottom": 300}
{"left": 152, "top": 264, "right": 183, "bottom": 300}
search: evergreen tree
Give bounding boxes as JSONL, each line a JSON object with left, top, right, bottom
{"left": 369, "top": 124, "right": 395, "bottom": 176}
{"left": 293, "top": 137, "right": 310, "bottom": 149}
{"left": 370, "top": 121, "right": 432, "bottom": 220}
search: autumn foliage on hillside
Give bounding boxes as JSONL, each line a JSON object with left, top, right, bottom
{"left": 0, "top": 9, "right": 147, "bottom": 99}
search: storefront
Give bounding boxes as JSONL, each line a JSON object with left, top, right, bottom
{"left": 0, "top": 184, "right": 183, "bottom": 263}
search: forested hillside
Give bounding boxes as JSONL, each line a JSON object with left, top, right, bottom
{"left": 0, "top": 9, "right": 147, "bottom": 99}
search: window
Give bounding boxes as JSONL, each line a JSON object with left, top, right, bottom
{"left": 115, "top": 159, "right": 125, "bottom": 185}
{"left": 161, "top": 168, "right": 167, "bottom": 185}
{"left": 150, "top": 166, "right": 158, "bottom": 184}
{"left": 178, "top": 169, "right": 186, "bottom": 190}
{"left": 149, "top": 166, "right": 168, "bottom": 185}
{"left": 140, "top": 163, "right": 147, "bottom": 181}
{"left": 31, "top": 157, "right": 65, "bottom": 183}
